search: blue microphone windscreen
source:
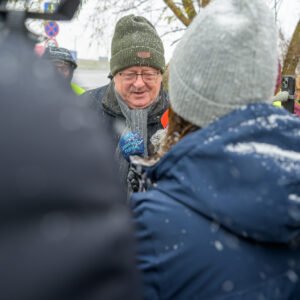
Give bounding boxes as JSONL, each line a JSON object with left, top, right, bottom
{"left": 119, "top": 131, "right": 144, "bottom": 161}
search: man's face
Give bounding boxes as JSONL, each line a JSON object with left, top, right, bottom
{"left": 53, "top": 60, "right": 74, "bottom": 82}
{"left": 114, "top": 66, "right": 162, "bottom": 109}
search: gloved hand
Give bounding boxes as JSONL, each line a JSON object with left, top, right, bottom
{"left": 271, "top": 91, "right": 289, "bottom": 103}
{"left": 127, "top": 162, "right": 154, "bottom": 193}
{"left": 127, "top": 165, "right": 142, "bottom": 192}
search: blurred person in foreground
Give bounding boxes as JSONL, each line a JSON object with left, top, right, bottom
{"left": 0, "top": 11, "right": 140, "bottom": 300}
{"left": 130, "top": 0, "right": 300, "bottom": 299}
{"left": 85, "top": 15, "right": 169, "bottom": 190}
{"left": 43, "top": 46, "right": 85, "bottom": 95}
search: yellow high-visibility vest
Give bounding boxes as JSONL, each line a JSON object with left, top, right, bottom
{"left": 71, "top": 82, "right": 85, "bottom": 95}
{"left": 273, "top": 100, "right": 282, "bottom": 108}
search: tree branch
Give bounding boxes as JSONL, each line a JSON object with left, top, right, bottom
{"left": 161, "top": 27, "right": 186, "bottom": 37}
{"left": 163, "top": 0, "right": 191, "bottom": 26}
{"left": 182, "top": 0, "right": 197, "bottom": 20}
{"left": 283, "top": 20, "right": 300, "bottom": 75}
{"left": 200, "top": 0, "right": 211, "bottom": 8}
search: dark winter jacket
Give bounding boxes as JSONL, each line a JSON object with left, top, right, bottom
{"left": 131, "top": 103, "right": 300, "bottom": 300}
{"left": 86, "top": 81, "right": 169, "bottom": 154}
{"left": 0, "top": 32, "right": 140, "bottom": 300}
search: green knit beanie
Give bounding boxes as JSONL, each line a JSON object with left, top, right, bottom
{"left": 110, "top": 15, "right": 165, "bottom": 76}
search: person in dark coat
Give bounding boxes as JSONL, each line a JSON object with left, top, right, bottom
{"left": 85, "top": 15, "right": 169, "bottom": 190}
{"left": 131, "top": 0, "right": 300, "bottom": 299}
{"left": 0, "top": 13, "right": 140, "bottom": 300}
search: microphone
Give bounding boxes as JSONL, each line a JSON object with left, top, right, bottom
{"left": 119, "top": 131, "right": 144, "bottom": 161}
{"left": 271, "top": 91, "right": 289, "bottom": 103}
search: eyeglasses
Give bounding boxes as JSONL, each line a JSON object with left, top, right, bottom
{"left": 118, "top": 71, "right": 160, "bottom": 83}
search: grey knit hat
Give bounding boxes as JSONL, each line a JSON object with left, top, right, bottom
{"left": 110, "top": 15, "right": 165, "bottom": 76}
{"left": 169, "top": 0, "right": 278, "bottom": 128}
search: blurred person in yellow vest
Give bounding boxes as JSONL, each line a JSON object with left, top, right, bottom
{"left": 43, "top": 46, "right": 85, "bottom": 95}
{"left": 272, "top": 62, "right": 300, "bottom": 118}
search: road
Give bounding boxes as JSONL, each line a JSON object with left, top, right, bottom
{"left": 73, "top": 68, "right": 110, "bottom": 91}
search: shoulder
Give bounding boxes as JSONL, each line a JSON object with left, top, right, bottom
{"left": 70, "top": 82, "right": 86, "bottom": 95}
{"left": 86, "top": 84, "right": 109, "bottom": 102}
{"left": 82, "top": 85, "right": 110, "bottom": 114}
{"left": 160, "top": 87, "right": 169, "bottom": 108}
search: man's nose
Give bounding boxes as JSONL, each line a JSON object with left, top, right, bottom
{"left": 133, "top": 74, "right": 146, "bottom": 87}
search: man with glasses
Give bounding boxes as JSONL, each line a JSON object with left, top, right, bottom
{"left": 86, "top": 15, "right": 169, "bottom": 190}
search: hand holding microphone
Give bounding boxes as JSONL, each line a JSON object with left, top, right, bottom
{"left": 271, "top": 91, "right": 289, "bottom": 103}
{"left": 119, "top": 131, "right": 145, "bottom": 161}
{"left": 119, "top": 131, "right": 145, "bottom": 192}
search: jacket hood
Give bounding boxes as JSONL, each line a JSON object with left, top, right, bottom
{"left": 146, "top": 103, "right": 300, "bottom": 244}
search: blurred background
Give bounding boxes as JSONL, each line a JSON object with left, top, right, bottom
{"left": 7, "top": 0, "right": 300, "bottom": 90}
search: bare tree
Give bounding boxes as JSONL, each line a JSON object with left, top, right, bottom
{"left": 79, "top": 0, "right": 299, "bottom": 75}
{"left": 8, "top": 0, "right": 298, "bottom": 75}
{"left": 282, "top": 20, "right": 300, "bottom": 75}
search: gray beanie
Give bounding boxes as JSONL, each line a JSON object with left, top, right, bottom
{"left": 110, "top": 15, "right": 165, "bottom": 76}
{"left": 169, "top": 0, "right": 278, "bottom": 128}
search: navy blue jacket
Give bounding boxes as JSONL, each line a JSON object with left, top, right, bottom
{"left": 131, "top": 103, "right": 300, "bottom": 300}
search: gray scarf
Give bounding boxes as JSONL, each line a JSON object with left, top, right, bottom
{"left": 115, "top": 88, "right": 157, "bottom": 189}
{"left": 115, "top": 90, "right": 151, "bottom": 156}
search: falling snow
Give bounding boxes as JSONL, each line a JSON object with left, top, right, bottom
{"left": 214, "top": 240, "right": 224, "bottom": 251}
{"left": 289, "top": 194, "right": 300, "bottom": 204}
